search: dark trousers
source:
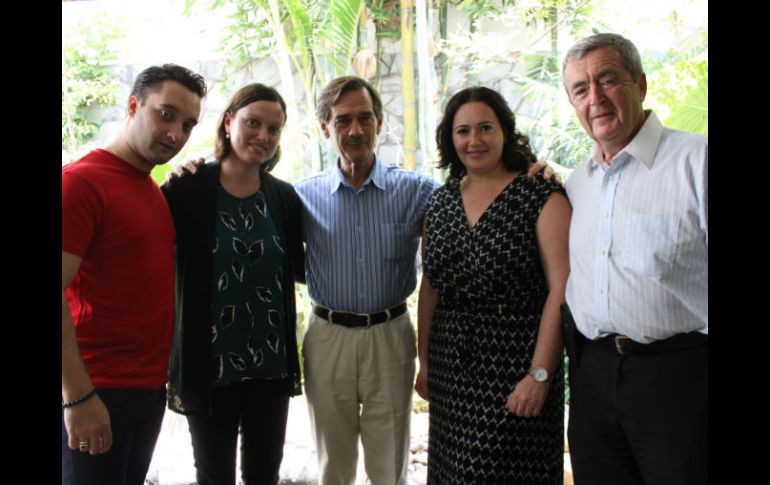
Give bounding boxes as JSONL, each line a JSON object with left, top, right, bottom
{"left": 62, "top": 387, "right": 166, "bottom": 485}
{"left": 187, "top": 379, "right": 290, "bottom": 485}
{"left": 568, "top": 336, "right": 707, "bottom": 485}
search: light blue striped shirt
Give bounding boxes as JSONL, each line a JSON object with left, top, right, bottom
{"left": 295, "top": 158, "right": 439, "bottom": 313}
{"left": 565, "top": 111, "right": 708, "bottom": 343}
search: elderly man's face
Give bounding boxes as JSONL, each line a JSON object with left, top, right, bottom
{"left": 321, "top": 88, "right": 382, "bottom": 169}
{"left": 564, "top": 46, "right": 647, "bottom": 160}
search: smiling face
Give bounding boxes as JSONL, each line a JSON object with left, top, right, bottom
{"left": 224, "top": 100, "right": 285, "bottom": 167}
{"left": 125, "top": 80, "right": 201, "bottom": 171}
{"left": 564, "top": 45, "right": 647, "bottom": 160}
{"left": 321, "top": 87, "right": 382, "bottom": 170}
{"left": 451, "top": 101, "right": 506, "bottom": 175}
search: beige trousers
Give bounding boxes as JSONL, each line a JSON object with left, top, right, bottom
{"left": 303, "top": 311, "right": 416, "bottom": 485}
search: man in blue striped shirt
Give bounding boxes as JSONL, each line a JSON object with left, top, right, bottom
{"left": 295, "top": 77, "right": 438, "bottom": 485}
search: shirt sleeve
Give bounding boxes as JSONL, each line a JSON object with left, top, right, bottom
{"left": 417, "top": 176, "right": 440, "bottom": 217}
{"left": 62, "top": 171, "right": 102, "bottom": 257}
{"left": 699, "top": 144, "right": 708, "bottom": 248}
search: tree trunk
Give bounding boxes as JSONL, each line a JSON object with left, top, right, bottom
{"left": 416, "top": 0, "right": 437, "bottom": 172}
{"left": 400, "top": 0, "right": 417, "bottom": 170}
{"left": 437, "top": 0, "right": 449, "bottom": 111}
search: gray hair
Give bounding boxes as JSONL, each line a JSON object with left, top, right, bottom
{"left": 562, "top": 33, "right": 644, "bottom": 83}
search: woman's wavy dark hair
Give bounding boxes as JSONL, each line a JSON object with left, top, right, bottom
{"left": 436, "top": 86, "right": 537, "bottom": 180}
{"left": 214, "top": 83, "right": 287, "bottom": 172}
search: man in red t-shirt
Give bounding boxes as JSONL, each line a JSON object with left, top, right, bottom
{"left": 62, "top": 64, "right": 207, "bottom": 485}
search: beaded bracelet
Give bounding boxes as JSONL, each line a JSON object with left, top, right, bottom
{"left": 62, "top": 388, "right": 98, "bottom": 409}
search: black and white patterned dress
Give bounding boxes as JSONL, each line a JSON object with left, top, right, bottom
{"left": 423, "top": 172, "right": 565, "bottom": 485}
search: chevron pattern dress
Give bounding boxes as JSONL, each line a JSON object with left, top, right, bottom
{"left": 423, "top": 173, "right": 565, "bottom": 485}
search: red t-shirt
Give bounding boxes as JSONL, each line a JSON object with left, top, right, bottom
{"left": 62, "top": 149, "right": 175, "bottom": 389}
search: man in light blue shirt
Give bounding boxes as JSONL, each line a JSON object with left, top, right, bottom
{"left": 295, "top": 76, "right": 438, "bottom": 485}
{"left": 562, "top": 33, "right": 707, "bottom": 485}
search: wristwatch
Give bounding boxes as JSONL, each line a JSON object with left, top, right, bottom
{"left": 529, "top": 366, "right": 550, "bottom": 383}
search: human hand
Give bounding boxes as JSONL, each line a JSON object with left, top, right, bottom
{"left": 64, "top": 394, "right": 113, "bottom": 455}
{"left": 165, "top": 157, "right": 206, "bottom": 182}
{"left": 526, "top": 161, "right": 563, "bottom": 186}
{"left": 505, "top": 375, "right": 549, "bottom": 417}
{"left": 415, "top": 366, "right": 429, "bottom": 401}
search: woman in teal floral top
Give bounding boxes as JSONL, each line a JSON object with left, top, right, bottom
{"left": 162, "top": 83, "right": 305, "bottom": 485}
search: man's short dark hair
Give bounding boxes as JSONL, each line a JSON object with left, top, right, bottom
{"left": 316, "top": 76, "right": 383, "bottom": 123}
{"left": 130, "top": 64, "right": 207, "bottom": 103}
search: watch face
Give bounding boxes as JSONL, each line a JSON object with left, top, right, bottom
{"left": 531, "top": 367, "right": 548, "bottom": 382}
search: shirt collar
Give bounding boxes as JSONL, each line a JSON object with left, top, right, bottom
{"left": 329, "top": 155, "right": 386, "bottom": 194}
{"left": 586, "top": 110, "right": 663, "bottom": 174}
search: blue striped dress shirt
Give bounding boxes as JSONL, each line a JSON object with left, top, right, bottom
{"left": 295, "top": 158, "right": 439, "bottom": 313}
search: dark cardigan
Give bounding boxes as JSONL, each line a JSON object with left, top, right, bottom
{"left": 162, "top": 162, "right": 305, "bottom": 415}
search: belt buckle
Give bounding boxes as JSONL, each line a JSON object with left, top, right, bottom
{"left": 359, "top": 312, "right": 372, "bottom": 328}
{"left": 614, "top": 335, "right": 631, "bottom": 355}
{"left": 353, "top": 313, "right": 372, "bottom": 328}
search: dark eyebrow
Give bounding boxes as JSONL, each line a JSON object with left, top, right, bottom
{"left": 596, "top": 67, "right": 620, "bottom": 79}
{"left": 158, "top": 103, "right": 198, "bottom": 126}
{"left": 454, "top": 120, "right": 495, "bottom": 128}
{"left": 158, "top": 103, "right": 180, "bottom": 112}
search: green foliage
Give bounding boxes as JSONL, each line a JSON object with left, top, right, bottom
{"left": 187, "top": 0, "right": 275, "bottom": 93}
{"left": 62, "top": 13, "right": 124, "bottom": 154}
{"left": 497, "top": 1, "right": 706, "bottom": 169}
{"left": 521, "top": 0, "right": 597, "bottom": 35}
{"left": 646, "top": 58, "right": 708, "bottom": 134}
{"left": 413, "top": 397, "right": 429, "bottom": 413}
{"left": 513, "top": 53, "right": 594, "bottom": 167}
{"left": 190, "top": 0, "right": 363, "bottom": 94}
{"left": 320, "top": 0, "right": 364, "bottom": 76}
{"left": 450, "top": 0, "right": 510, "bottom": 23}
{"left": 367, "top": 0, "right": 401, "bottom": 40}
{"left": 503, "top": 0, "right": 598, "bottom": 167}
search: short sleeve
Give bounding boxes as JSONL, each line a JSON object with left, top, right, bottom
{"left": 62, "top": 171, "right": 102, "bottom": 257}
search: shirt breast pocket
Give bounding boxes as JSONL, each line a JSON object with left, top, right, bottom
{"left": 621, "top": 214, "right": 679, "bottom": 277}
{"left": 385, "top": 222, "right": 413, "bottom": 261}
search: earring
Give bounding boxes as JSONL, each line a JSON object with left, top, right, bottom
{"left": 225, "top": 133, "right": 230, "bottom": 139}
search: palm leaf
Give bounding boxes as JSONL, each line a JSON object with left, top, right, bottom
{"left": 316, "top": 0, "right": 363, "bottom": 76}
{"left": 664, "top": 75, "right": 708, "bottom": 134}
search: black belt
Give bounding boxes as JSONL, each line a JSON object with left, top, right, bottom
{"left": 313, "top": 302, "right": 407, "bottom": 328}
{"left": 594, "top": 331, "right": 708, "bottom": 356}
